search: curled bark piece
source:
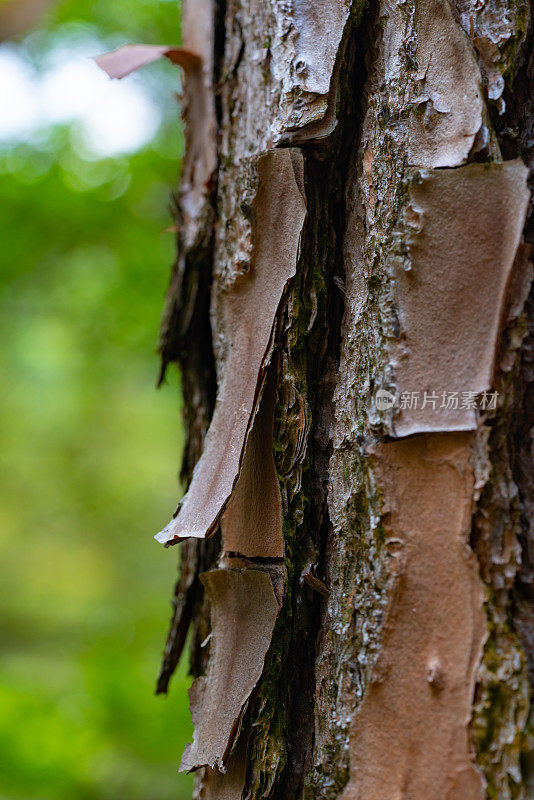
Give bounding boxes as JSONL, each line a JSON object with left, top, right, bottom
{"left": 180, "top": 569, "right": 279, "bottom": 772}
{"left": 408, "top": 0, "right": 483, "bottom": 167}
{"left": 390, "top": 159, "right": 529, "bottom": 437}
{"left": 342, "top": 434, "right": 486, "bottom": 800}
{"left": 94, "top": 43, "right": 201, "bottom": 80}
{"left": 270, "top": 0, "right": 353, "bottom": 142}
{"left": 221, "top": 362, "right": 284, "bottom": 559}
{"left": 156, "top": 149, "right": 306, "bottom": 545}
{"left": 382, "top": 0, "right": 483, "bottom": 167}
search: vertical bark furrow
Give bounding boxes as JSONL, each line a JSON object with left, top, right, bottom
{"left": 242, "top": 10, "right": 373, "bottom": 798}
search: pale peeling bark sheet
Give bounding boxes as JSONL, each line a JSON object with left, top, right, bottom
{"left": 383, "top": 0, "right": 483, "bottom": 167}
{"left": 180, "top": 569, "right": 279, "bottom": 772}
{"left": 221, "top": 366, "right": 284, "bottom": 558}
{"left": 156, "top": 149, "right": 306, "bottom": 544}
{"left": 270, "top": 0, "right": 352, "bottom": 142}
{"left": 342, "top": 434, "right": 486, "bottom": 800}
{"left": 391, "top": 159, "right": 529, "bottom": 437}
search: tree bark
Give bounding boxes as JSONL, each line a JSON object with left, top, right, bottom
{"left": 157, "top": 1, "right": 534, "bottom": 798}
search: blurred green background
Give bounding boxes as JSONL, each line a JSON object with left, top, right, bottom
{"left": 0, "top": 1, "right": 194, "bottom": 798}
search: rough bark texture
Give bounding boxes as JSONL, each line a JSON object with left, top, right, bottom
{"left": 156, "top": 0, "right": 534, "bottom": 798}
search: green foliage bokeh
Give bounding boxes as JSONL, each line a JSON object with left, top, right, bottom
{"left": 0, "top": 2, "right": 194, "bottom": 798}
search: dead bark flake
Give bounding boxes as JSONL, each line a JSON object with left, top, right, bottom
{"left": 180, "top": 569, "right": 279, "bottom": 773}
{"left": 390, "top": 159, "right": 529, "bottom": 436}
{"left": 156, "top": 149, "right": 306, "bottom": 545}
{"left": 221, "top": 362, "right": 284, "bottom": 559}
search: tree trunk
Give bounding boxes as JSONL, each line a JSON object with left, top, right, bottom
{"left": 156, "top": 1, "right": 534, "bottom": 798}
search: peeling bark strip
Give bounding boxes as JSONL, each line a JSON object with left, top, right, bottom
{"left": 156, "top": 149, "right": 306, "bottom": 545}
{"left": 180, "top": 569, "right": 279, "bottom": 772}
{"left": 270, "top": 0, "right": 353, "bottom": 142}
{"left": 386, "top": 0, "right": 484, "bottom": 168}
{"left": 390, "top": 160, "right": 529, "bottom": 437}
{"left": 221, "top": 363, "right": 284, "bottom": 559}
{"left": 342, "top": 435, "right": 486, "bottom": 800}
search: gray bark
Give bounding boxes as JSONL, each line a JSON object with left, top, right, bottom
{"left": 157, "top": 1, "right": 534, "bottom": 798}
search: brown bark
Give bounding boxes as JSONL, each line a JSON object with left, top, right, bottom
{"left": 156, "top": 1, "right": 534, "bottom": 798}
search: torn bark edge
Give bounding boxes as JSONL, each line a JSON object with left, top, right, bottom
{"left": 275, "top": 4, "right": 366, "bottom": 146}
{"left": 197, "top": 722, "right": 250, "bottom": 799}
{"left": 158, "top": 304, "right": 286, "bottom": 547}
{"left": 156, "top": 335, "right": 275, "bottom": 547}
{"left": 156, "top": 274, "right": 296, "bottom": 549}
